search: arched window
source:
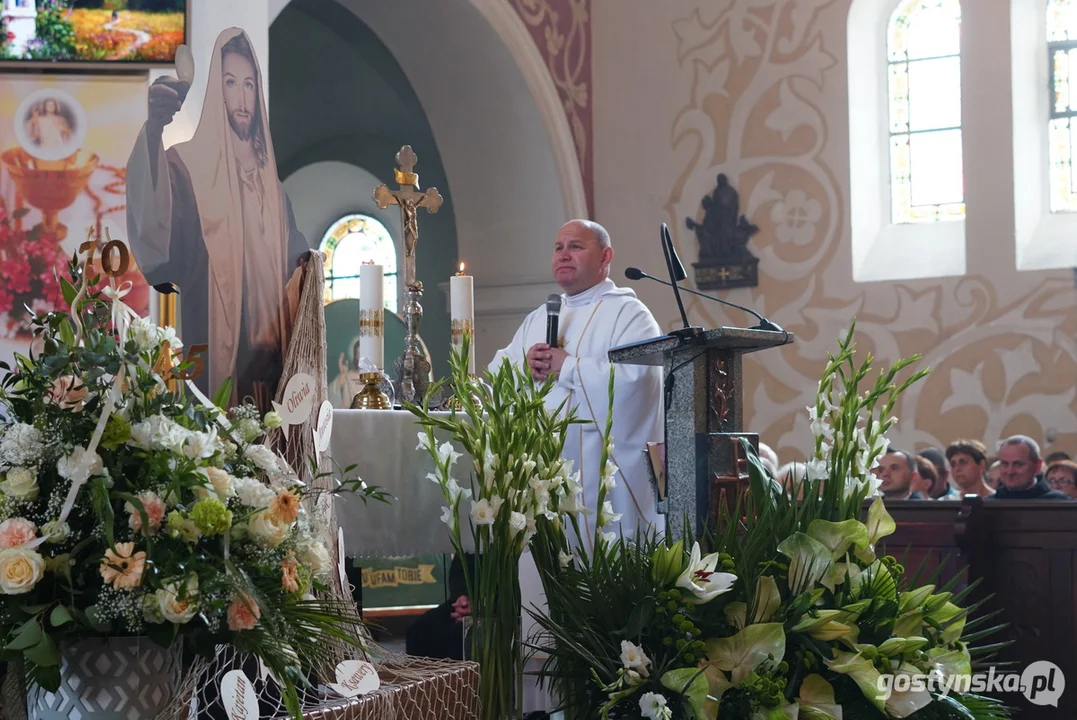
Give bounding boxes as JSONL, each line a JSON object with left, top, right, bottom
{"left": 887, "top": 0, "right": 965, "bottom": 224}
{"left": 1048, "top": 0, "right": 1077, "bottom": 212}
{"left": 319, "top": 213, "right": 398, "bottom": 312}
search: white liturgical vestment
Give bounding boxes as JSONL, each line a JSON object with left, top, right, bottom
{"left": 489, "top": 278, "right": 665, "bottom": 541}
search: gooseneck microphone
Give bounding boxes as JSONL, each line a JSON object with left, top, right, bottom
{"left": 545, "top": 294, "right": 562, "bottom": 347}
{"left": 624, "top": 267, "right": 785, "bottom": 333}
{"left": 660, "top": 223, "right": 694, "bottom": 335}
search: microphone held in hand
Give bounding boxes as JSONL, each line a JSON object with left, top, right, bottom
{"left": 624, "top": 266, "right": 785, "bottom": 334}
{"left": 545, "top": 294, "right": 562, "bottom": 347}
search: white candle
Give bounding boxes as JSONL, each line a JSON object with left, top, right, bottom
{"left": 450, "top": 262, "right": 475, "bottom": 374}
{"left": 359, "top": 262, "right": 384, "bottom": 371}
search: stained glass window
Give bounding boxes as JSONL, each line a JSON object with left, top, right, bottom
{"left": 1048, "top": 0, "right": 1077, "bottom": 212}
{"left": 319, "top": 214, "right": 398, "bottom": 311}
{"left": 887, "top": 0, "right": 965, "bottom": 224}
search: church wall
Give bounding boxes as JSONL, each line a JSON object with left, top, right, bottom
{"left": 590, "top": 0, "right": 1077, "bottom": 460}
{"left": 269, "top": 0, "right": 459, "bottom": 380}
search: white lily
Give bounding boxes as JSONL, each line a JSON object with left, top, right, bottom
{"left": 676, "top": 542, "right": 737, "bottom": 604}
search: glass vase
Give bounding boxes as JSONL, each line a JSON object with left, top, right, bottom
{"left": 467, "top": 569, "right": 523, "bottom": 720}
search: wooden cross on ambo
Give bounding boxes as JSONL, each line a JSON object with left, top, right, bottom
{"left": 373, "top": 146, "right": 443, "bottom": 289}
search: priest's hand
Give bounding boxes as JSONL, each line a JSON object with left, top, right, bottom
{"left": 527, "top": 343, "right": 568, "bottom": 381}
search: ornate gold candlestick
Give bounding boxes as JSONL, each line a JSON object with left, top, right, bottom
{"left": 350, "top": 372, "right": 392, "bottom": 410}
{"left": 373, "top": 146, "right": 443, "bottom": 406}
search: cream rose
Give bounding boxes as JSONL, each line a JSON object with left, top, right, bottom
{"left": 249, "top": 510, "right": 292, "bottom": 548}
{"left": 0, "top": 547, "right": 45, "bottom": 595}
{"left": 297, "top": 541, "right": 331, "bottom": 578}
{"left": 156, "top": 576, "right": 199, "bottom": 624}
{"left": 205, "top": 467, "right": 236, "bottom": 501}
{"left": 3, "top": 467, "right": 38, "bottom": 501}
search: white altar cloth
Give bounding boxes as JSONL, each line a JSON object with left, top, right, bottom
{"left": 331, "top": 409, "right": 473, "bottom": 557}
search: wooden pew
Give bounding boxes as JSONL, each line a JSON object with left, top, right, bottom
{"left": 882, "top": 498, "right": 1077, "bottom": 719}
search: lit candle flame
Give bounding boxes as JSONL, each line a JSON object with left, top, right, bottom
{"left": 457, "top": 262, "right": 466, "bottom": 276}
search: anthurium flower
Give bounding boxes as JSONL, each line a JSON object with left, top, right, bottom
{"left": 885, "top": 662, "right": 933, "bottom": 718}
{"left": 750, "top": 575, "right": 781, "bottom": 624}
{"left": 806, "top": 518, "right": 869, "bottom": 560}
{"left": 877, "top": 636, "right": 929, "bottom": 657}
{"left": 777, "top": 532, "right": 832, "bottom": 596}
{"left": 928, "top": 601, "right": 967, "bottom": 644}
{"left": 676, "top": 542, "right": 737, "bottom": 604}
{"left": 827, "top": 651, "right": 885, "bottom": 713}
{"left": 725, "top": 602, "right": 746, "bottom": 630}
{"left": 705, "top": 622, "right": 786, "bottom": 686}
{"left": 859, "top": 496, "right": 896, "bottom": 563}
{"left": 928, "top": 643, "right": 973, "bottom": 685}
{"left": 899, "top": 584, "right": 936, "bottom": 613}
{"left": 791, "top": 609, "right": 857, "bottom": 641}
{"left": 659, "top": 668, "right": 707, "bottom": 719}
{"left": 702, "top": 665, "right": 734, "bottom": 719}
{"left": 797, "top": 674, "right": 842, "bottom": 720}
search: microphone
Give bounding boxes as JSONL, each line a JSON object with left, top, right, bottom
{"left": 660, "top": 223, "right": 696, "bottom": 337}
{"left": 625, "top": 267, "right": 785, "bottom": 333}
{"left": 545, "top": 294, "right": 561, "bottom": 347}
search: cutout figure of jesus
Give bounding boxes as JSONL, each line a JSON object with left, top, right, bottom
{"left": 126, "top": 28, "right": 308, "bottom": 411}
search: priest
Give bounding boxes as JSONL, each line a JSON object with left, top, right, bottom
{"left": 489, "top": 219, "right": 665, "bottom": 541}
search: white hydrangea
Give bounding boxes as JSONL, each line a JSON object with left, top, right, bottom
{"left": 0, "top": 424, "right": 43, "bottom": 469}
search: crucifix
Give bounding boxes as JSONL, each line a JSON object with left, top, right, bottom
{"left": 373, "top": 145, "right": 444, "bottom": 406}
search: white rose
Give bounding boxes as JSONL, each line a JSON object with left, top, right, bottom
{"left": 297, "top": 541, "right": 331, "bottom": 578}
{"left": 3, "top": 467, "right": 38, "bottom": 500}
{"left": 156, "top": 576, "right": 199, "bottom": 624}
{"left": 205, "top": 468, "right": 236, "bottom": 501}
{"left": 244, "top": 445, "right": 279, "bottom": 473}
{"left": 41, "top": 520, "right": 70, "bottom": 544}
{"left": 249, "top": 510, "right": 292, "bottom": 548}
{"left": 0, "top": 547, "right": 45, "bottom": 595}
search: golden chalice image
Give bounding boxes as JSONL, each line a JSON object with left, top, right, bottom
{"left": 1, "top": 148, "right": 99, "bottom": 242}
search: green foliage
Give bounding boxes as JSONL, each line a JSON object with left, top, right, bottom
{"left": 28, "top": 1, "right": 78, "bottom": 60}
{"left": 529, "top": 322, "right": 1011, "bottom": 720}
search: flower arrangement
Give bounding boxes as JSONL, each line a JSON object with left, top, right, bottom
{"left": 530, "top": 324, "right": 1012, "bottom": 720}
{"left": 0, "top": 256, "right": 386, "bottom": 717}
{"left": 409, "top": 335, "right": 609, "bottom": 720}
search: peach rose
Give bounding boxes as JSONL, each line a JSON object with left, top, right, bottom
{"left": 100, "top": 542, "right": 146, "bottom": 590}
{"left": 227, "top": 592, "right": 261, "bottom": 631}
{"left": 47, "top": 375, "right": 89, "bottom": 411}
{"left": 0, "top": 518, "right": 37, "bottom": 549}
{"left": 125, "top": 492, "right": 166, "bottom": 536}
{"left": 0, "top": 547, "right": 45, "bottom": 594}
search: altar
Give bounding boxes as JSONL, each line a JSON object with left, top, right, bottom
{"left": 331, "top": 409, "right": 470, "bottom": 557}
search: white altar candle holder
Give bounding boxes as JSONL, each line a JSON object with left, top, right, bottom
{"left": 450, "top": 262, "right": 476, "bottom": 375}
{"left": 352, "top": 261, "right": 391, "bottom": 410}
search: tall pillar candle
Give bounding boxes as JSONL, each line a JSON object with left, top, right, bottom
{"left": 359, "top": 262, "right": 384, "bottom": 371}
{"left": 450, "top": 263, "right": 476, "bottom": 374}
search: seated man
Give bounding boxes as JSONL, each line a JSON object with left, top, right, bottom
{"left": 990, "top": 435, "right": 1070, "bottom": 500}
{"left": 405, "top": 553, "right": 475, "bottom": 660}
{"left": 874, "top": 450, "right": 925, "bottom": 500}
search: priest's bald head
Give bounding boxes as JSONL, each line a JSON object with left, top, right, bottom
{"left": 552, "top": 219, "right": 614, "bottom": 296}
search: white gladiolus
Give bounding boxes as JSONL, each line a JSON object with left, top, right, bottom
{"left": 619, "top": 640, "right": 651, "bottom": 678}
{"left": 470, "top": 496, "right": 503, "bottom": 525}
{"left": 599, "top": 500, "right": 622, "bottom": 528}
{"left": 436, "top": 442, "right": 462, "bottom": 467}
{"left": 509, "top": 511, "right": 527, "bottom": 537}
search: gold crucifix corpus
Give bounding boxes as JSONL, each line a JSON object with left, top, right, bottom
{"left": 373, "top": 146, "right": 444, "bottom": 289}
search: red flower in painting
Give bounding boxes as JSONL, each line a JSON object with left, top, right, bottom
{"left": 0, "top": 291, "right": 14, "bottom": 315}
{"left": 0, "top": 259, "right": 32, "bottom": 295}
